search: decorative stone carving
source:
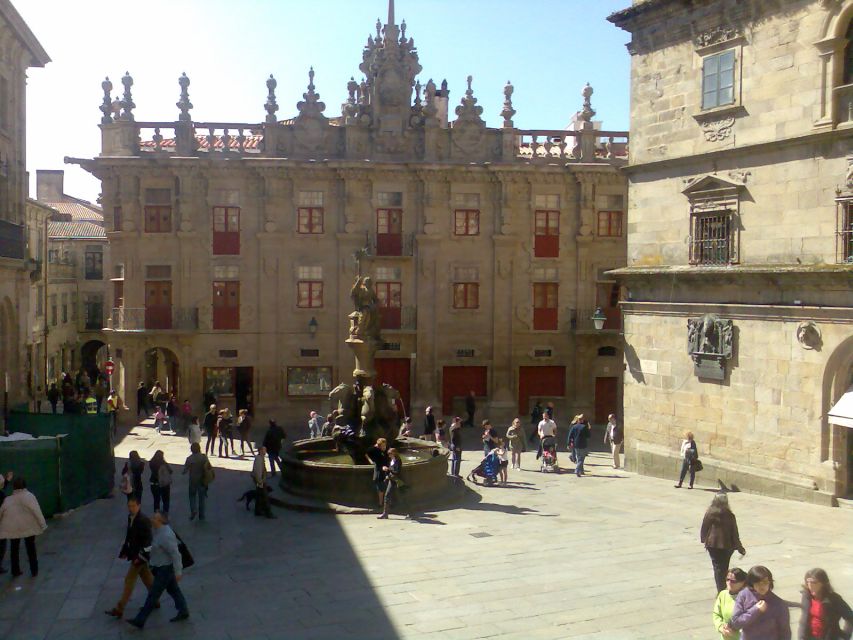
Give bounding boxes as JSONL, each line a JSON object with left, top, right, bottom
{"left": 702, "top": 116, "right": 735, "bottom": 141}
{"left": 846, "top": 155, "right": 853, "bottom": 190}
{"left": 451, "top": 76, "right": 486, "bottom": 157}
{"left": 796, "top": 321, "right": 822, "bottom": 350}
{"left": 687, "top": 314, "right": 734, "bottom": 380}
{"left": 176, "top": 72, "right": 192, "bottom": 122}
{"left": 500, "top": 81, "right": 515, "bottom": 128}
{"left": 694, "top": 26, "right": 742, "bottom": 49}
{"left": 100, "top": 77, "right": 113, "bottom": 124}
{"left": 265, "top": 75, "right": 279, "bottom": 124}
{"left": 119, "top": 72, "right": 135, "bottom": 121}
{"left": 293, "top": 68, "right": 328, "bottom": 151}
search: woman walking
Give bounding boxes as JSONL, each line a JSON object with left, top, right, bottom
{"left": 0, "top": 477, "right": 47, "bottom": 577}
{"left": 674, "top": 430, "right": 698, "bottom": 489}
{"left": 506, "top": 418, "right": 525, "bottom": 470}
{"left": 713, "top": 567, "right": 747, "bottom": 640}
{"left": 123, "top": 451, "right": 145, "bottom": 504}
{"left": 378, "top": 448, "right": 406, "bottom": 519}
{"left": 187, "top": 415, "right": 202, "bottom": 446}
{"left": 149, "top": 450, "right": 172, "bottom": 515}
{"left": 798, "top": 568, "right": 853, "bottom": 640}
{"left": 236, "top": 409, "right": 256, "bottom": 457}
{"left": 422, "top": 406, "right": 436, "bottom": 441}
{"left": 730, "top": 565, "right": 791, "bottom": 640}
{"left": 217, "top": 409, "right": 234, "bottom": 458}
{"left": 701, "top": 493, "right": 746, "bottom": 593}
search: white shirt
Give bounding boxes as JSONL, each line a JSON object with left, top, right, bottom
{"left": 538, "top": 418, "right": 556, "bottom": 438}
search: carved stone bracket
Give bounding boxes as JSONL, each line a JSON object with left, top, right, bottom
{"left": 701, "top": 116, "right": 735, "bottom": 141}
{"left": 796, "top": 321, "right": 822, "bottom": 350}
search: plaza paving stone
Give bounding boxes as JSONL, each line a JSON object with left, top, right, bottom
{"left": 0, "top": 418, "right": 850, "bottom": 639}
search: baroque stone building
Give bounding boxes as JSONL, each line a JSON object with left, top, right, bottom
{"left": 609, "top": 0, "right": 853, "bottom": 504}
{"left": 0, "top": 0, "right": 48, "bottom": 414}
{"left": 72, "top": 2, "right": 628, "bottom": 426}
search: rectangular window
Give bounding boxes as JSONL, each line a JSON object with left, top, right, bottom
{"left": 61, "top": 293, "right": 68, "bottom": 324}
{"left": 84, "top": 294, "right": 103, "bottom": 330}
{"left": 689, "top": 210, "right": 733, "bottom": 265}
{"left": 454, "top": 193, "right": 480, "bottom": 236}
{"left": 36, "top": 286, "right": 43, "bottom": 317}
{"left": 71, "top": 292, "right": 77, "bottom": 321}
{"left": 376, "top": 281, "right": 402, "bottom": 329}
{"left": 297, "top": 266, "right": 323, "bottom": 308}
{"left": 374, "top": 266, "right": 400, "bottom": 281}
{"left": 702, "top": 50, "right": 735, "bottom": 110}
{"left": 204, "top": 367, "right": 234, "bottom": 397}
{"left": 212, "top": 281, "right": 240, "bottom": 330}
{"left": 535, "top": 195, "right": 560, "bottom": 209}
{"left": 212, "top": 265, "right": 239, "bottom": 280}
{"left": 50, "top": 295, "right": 57, "bottom": 326}
{"left": 533, "top": 283, "right": 559, "bottom": 330}
{"left": 113, "top": 206, "right": 122, "bottom": 232}
{"left": 145, "top": 265, "right": 171, "bottom": 279}
{"left": 378, "top": 192, "right": 403, "bottom": 207}
{"left": 376, "top": 207, "right": 403, "bottom": 256}
{"left": 534, "top": 209, "right": 560, "bottom": 258}
{"left": 286, "top": 366, "right": 333, "bottom": 397}
{"left": 838, "top": 200, "right": 853, "bottom": 263}
{"left": 144, "top": 188, "right": 172, "bottom": 233}
{"left": 297, "top": 191, "right": 324, "bottom": 234}
{"left": 453, "top": 267, "right": 479, "bottom": 309}
{"left": 212, "top": 206, "right": 240, "bottom": 255}
{"left": 85, "top": 247, "right": 103, "bottom": 279}
{"left": 597, "top": 211, "right": 623, "bottom": 237}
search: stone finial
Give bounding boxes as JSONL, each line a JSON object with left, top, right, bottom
{"left": 423, "top": 78, "right": 438, "bottom": 121}
{"left": 501, "top": 80, "right": 516, "bottom": 128}
{"left": 580, "top": 82, "right": 596, "bottom": 123}
{"left": 376, "top": 18, "right": 382, "bottom": 39}
{"left": 265, "top": 74, "right": 279, "bottom": 123}
{"left": 454, "top": 75, "right": 485, "bottom": 126}
{"left": 466, "top": 75, "right": 473, "bottom": 97}
{"left": 176, "top": 72, "right": 193, "bottom": 122}
{"left": 401, "top": 19, "right": 407, "bottom": 41}
{"left": 347, "top": 76, "right": 358, "bottom": 105}
{"left": 359, "top": 79, "right": 368, "bottom": 105}
{"left": 441, "top": 79, "right": 448, "bottom": 92}
{"left": 414, "top": 80, "right": 422, "bottom": 107}
{"left": 100, "top": 76, "right": 113, "bottom": 124}
{"left": 119, "top": 72, "right": 135, "bottom": 121}
{"left": 296, "top": 66, "right": 326, "bottom": 118}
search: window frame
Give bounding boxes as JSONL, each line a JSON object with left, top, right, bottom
{"left": 452, "top": 282, "right": 480, "bottom": 309}
{"left": 532, "top": 282, "right": 559, "bottom": 331}
{"left": 84, "top": 249, "right": 103, "bottom": 280}
{"left": 297, "top": 207, "right": 325, "bottom": 234}
{"left": 454, "top": 209, "right": 480, "bottom": 236}
{"left": 212, "top": 280, "right": 240, "bottom": 330}
{"left": 836, "top": 198, "right": 853, "bottom": 263}
{"left": 212, "top": 205, "right": 240, "bottom": 255}
{"left": 701, "top": 49, "right": 736, "bottom": 110}
{"left": 597, "top": 210, "right": 623, "bottom": 238}
{"left": 534, "top": 209, "right": 560, "bottom": 258}
{"left": 297, "top": 280, "right": 324, "bottom": 309}
{"left": 144, "top": 205, "right": 172, "bottom": 233}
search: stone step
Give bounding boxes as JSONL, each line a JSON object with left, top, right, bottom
{"left": 837, "top": 497, "right": 853, "bottom": 510}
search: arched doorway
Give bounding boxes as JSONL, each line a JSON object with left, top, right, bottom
{"left": 144, "top": 347, "right": 180, "bottom": 398}
{"left": 81, "top": 339, "right": 108, "bottom": 381}
{"left": 823, "top": 336, "right": 853, "bottom": 497}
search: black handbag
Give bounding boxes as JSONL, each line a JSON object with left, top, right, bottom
{"left": 175, "top": 532, "right": 194, "bottom": 569}
{"left": 693, "top": 458, "right": 704, "bottom": 472}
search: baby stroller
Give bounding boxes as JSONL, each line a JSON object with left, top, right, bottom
{"left": 540, "top": 435, "right": 557, "bottom": 473}
{"left": 467, "top": 451, "right": 499, "bottom": 486}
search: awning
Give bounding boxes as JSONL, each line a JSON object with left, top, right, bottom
{"left": 828, "top": 387, "right": 853, "bottom": 429}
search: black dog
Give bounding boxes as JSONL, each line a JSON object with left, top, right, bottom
{"left": 237, "top": 484, "right": 273, "bottom": 511}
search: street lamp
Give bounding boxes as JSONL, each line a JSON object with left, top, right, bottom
{"left": 591, "top": 307, "right": 607, "bottom": 331}
{"left": 308, "top": 316, "right": 318, "bottom": 337}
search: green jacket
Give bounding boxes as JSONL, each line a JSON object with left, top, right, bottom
{"left": 713, "top": 589, "right": 739, "bottom": 640}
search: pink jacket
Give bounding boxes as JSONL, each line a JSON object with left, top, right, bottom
{"left": 0, "top": 489, "right": 48, "bottom": 539}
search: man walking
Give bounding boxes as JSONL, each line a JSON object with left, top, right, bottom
{"left": 262, "top": 420, "right": 286, "bottom": 476}
{"left": 464, "top": 391, "right": 476, "bottom": 428}
{"left": 106, "top": 389, "right": 120, "bottom": 437}
{"left": 136, "top": 382, "right": 148, "bottom": 418}
{"left": 182, "top": 443, "right": 210, "bottom": 522}
{"left": 603, "top": 413, "right": 622, "bottom": 469}
{"left": 46, "top": 383, "right": 60, "bottom": 414}
{"left": 568, "top": 415, "right": 591, "bottom": 477}
{"left": 202, "top": 404, "right": 218, "bottom": 456}
{"left": 127, "top": 512, "right": 189, "bottom": 628}
{"left": 529, "top": 399, "right": 543, "bottom": 444}
{"left": 105, "top": 497, "right": 155, "bottom": 619}
{"left": 251, "top": 447, "right": 275, "bottom": 519}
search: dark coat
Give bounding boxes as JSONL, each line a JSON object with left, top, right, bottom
{"left": 423, "top": 414, "right": 436, "bottom": 435}
{"left": 799, "top": 591, "right": 853, "bottom": 640}
{"left": 263, "top": 424, "right": 286, "bottom": 453}
{"left": 202, "top": 411, "right": 217, "bottom": 436}
{"left": 568, "top": 422, "right": 591, "bottom": 449}
{"left": 119, "top": 511, "right": 152, "bottom": 562}
{"left": 700, "top": 508, "right": 744, "bottom": 551}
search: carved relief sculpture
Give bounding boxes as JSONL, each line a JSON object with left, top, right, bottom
{"left": 702, "top": 116, "right": 735, "bottom": 142}
{"left": 687, "top": 313, "right": 734, "bottom": 380}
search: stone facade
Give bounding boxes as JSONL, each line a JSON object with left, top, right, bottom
{"left": 71, "top": 3, "right": 629, "bottom": 427}
{"left": 609, "top": 0, "right": 853, "bottom": 504}
{"left": 0, "top": 1, "right": 49, "bottom": 414}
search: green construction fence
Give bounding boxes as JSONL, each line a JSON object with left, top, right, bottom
{"left": 0, "top": 410, "right": 114, "bottom": 517}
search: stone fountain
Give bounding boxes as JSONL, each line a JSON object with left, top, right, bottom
{"left": 280, "top": 249, "right": 449, "bottom": 509}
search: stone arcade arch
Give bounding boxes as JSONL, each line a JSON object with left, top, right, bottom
{"left": 144, "top": 346, "right": 181, "bottom": 398}
{"left": 822, "top": 334, "right": 853, "bottom": 497}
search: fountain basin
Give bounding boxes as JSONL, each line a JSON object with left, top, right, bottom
{"left": 280, "top": 437, "right": 450, "bottom": 508}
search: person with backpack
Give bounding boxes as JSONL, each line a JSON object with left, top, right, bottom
{"left": 182, "top": 443, "right": 212, "bottom": 522}
{"left": 603, "top": 413, "right": 623, "bottom": 469}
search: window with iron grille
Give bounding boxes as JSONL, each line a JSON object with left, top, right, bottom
{"left": 689, "top": 209, "right": 734, "bottom": 265}
{"left": 837, "top": 199, "right": 853, "bottom": 263}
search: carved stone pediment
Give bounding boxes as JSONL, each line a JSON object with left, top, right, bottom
{"left": 682, "top": 173, "right": 746, "bottom": 196}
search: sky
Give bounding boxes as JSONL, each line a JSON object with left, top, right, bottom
{"left": 18, "top": 0, "right": 632, "bottom": 204}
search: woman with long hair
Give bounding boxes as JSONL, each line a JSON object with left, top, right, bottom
{"left": 236, "top": 409, "right": 256, "bottom": 457}
{"left": 730, "top": 565, "right": 790, "bottom": 640}
{"left": 798, "top": 568, "right": 853, "bottom": 640}
{"left": 378, "top": 448, "right": 405, "bottom": 519}
{"left": 148, "top": 450, "right": 172, "bottom": 515}
{"left": 713, "top": 567, "right": 747, "bottom": 640}
{"left": 701, "top": 493, "right": 746, "bottom": 593}
{"left": 122, "top": 451, "right": 145, "bottom": 504}
{"left": 674, "top": 430, "right": 698, "bottom": 489}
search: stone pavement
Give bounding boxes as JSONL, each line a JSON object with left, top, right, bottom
{"left": 0, "top": 418, "right": 851, "bottom": 639}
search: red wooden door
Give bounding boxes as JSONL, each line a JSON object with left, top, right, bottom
{"left": 377, "top": 209, "right": 403, "bottom": 256}
{"left": 518, "top": 366, "right": 566, "bottom": 416}
{"left": 375, "top": 358, "right": 411, "bottom": 416}
{"left": 534, "top": 210, "right": 559, "bottom": 257}
{"left": 212, "top": 206, "right": 240, "bottom": 255}
{"left": 213, "top": 281, "right": 240, "bottom": 330}
{"left": 441, "top": 366, "right": 487, "bottom": 416}
{"left": 594, "top": 377, "right": 618, "bottom": 424}
{"left": 145, "top": 281, "right": 172, "bottom": 329}
{"left": 376, "top": 282, "right": 402, "bottom": 329}
{"left": 533, "top": 283, "right": 559, "bottom": 330}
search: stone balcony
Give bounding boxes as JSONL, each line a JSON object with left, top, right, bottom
{"left": 108, "top": 307, "right": 199, "bottom": 332}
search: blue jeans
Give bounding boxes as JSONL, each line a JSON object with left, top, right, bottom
{"left": 450, "top": 446, "right": 462, "bottom": 477}
{"left": 188, "top": 483, "right": 207, "bottom": 520}
{"left": 131, "top": 564, "right": 188, "bottom": 627}
{"left": 574, "top": 448, "right": 588, "bottom": 476}
{"left": 678, "top": 458, "right": 695, "bottom": 487}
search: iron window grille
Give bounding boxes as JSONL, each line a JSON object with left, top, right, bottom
{"left": 837, "top": 198, "right": 853, "bottom": 263}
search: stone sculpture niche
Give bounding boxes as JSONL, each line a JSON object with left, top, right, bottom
{"left": 687, "top": 313, "right": 733, "bottom": 381}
